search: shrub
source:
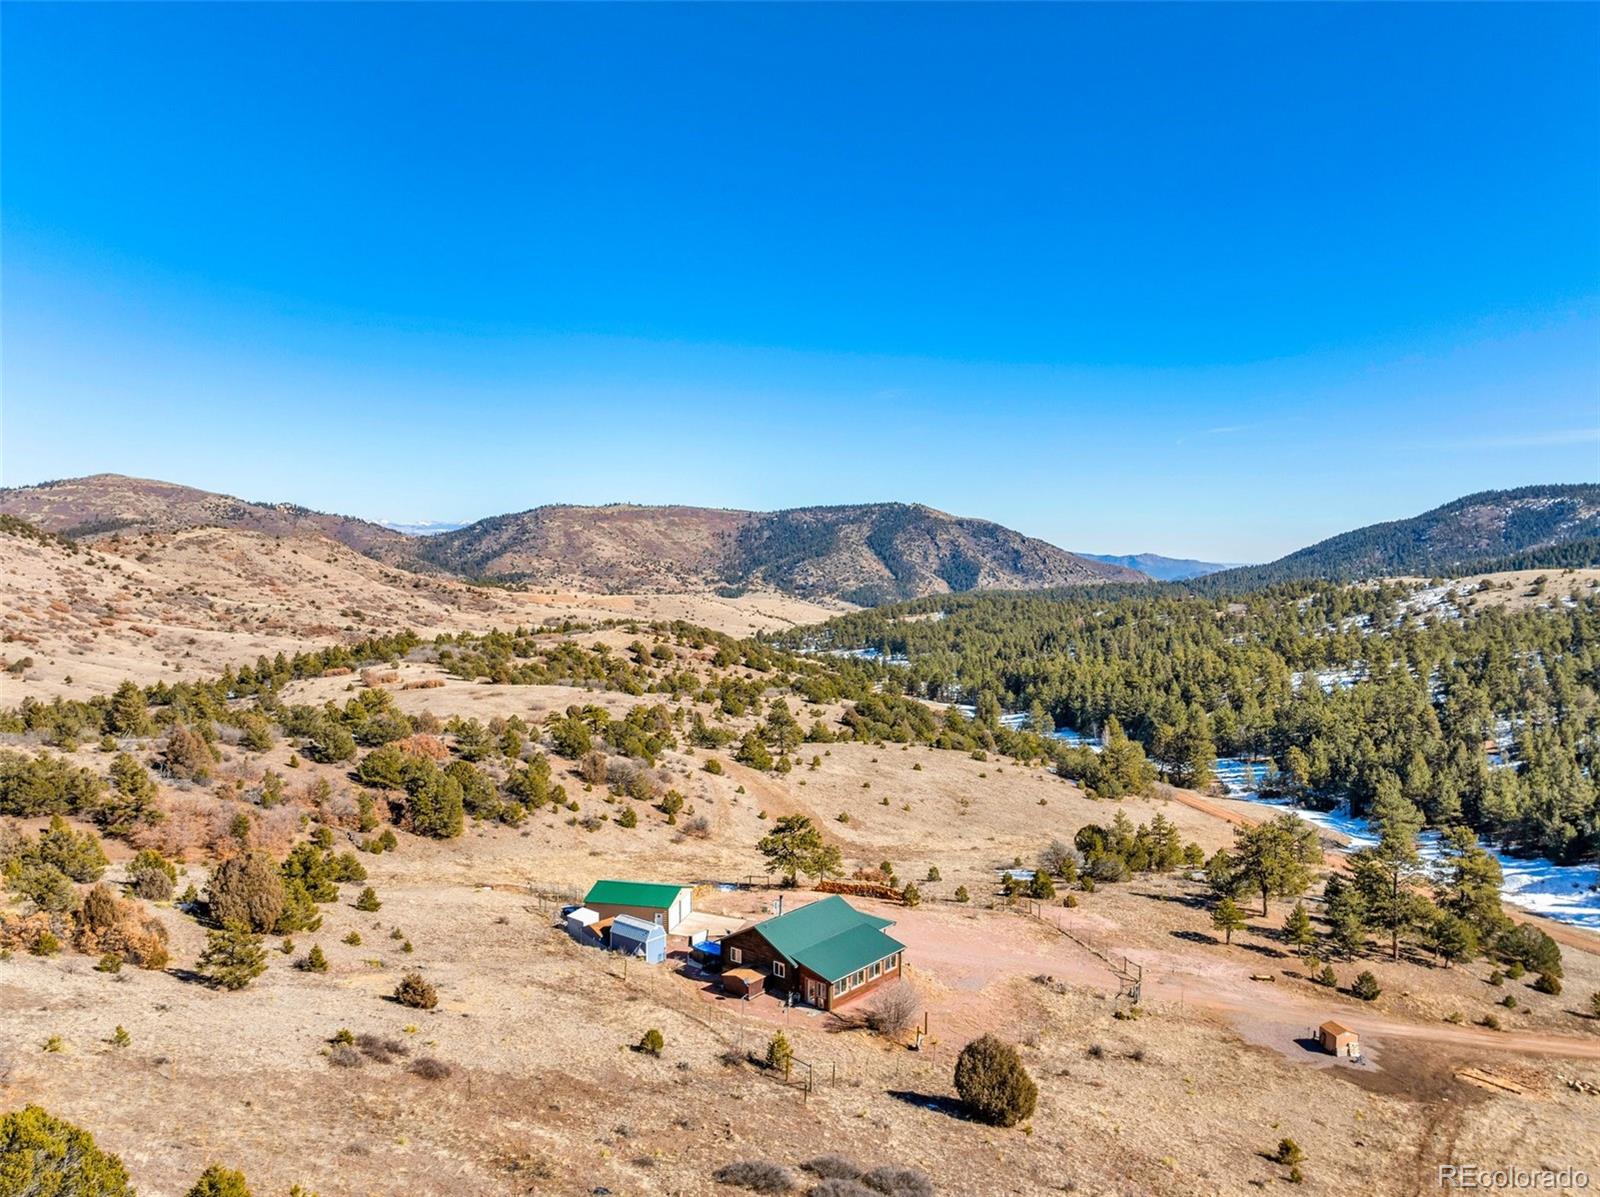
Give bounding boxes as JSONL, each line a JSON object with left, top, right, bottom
{"left": 343, "top": 931, "right": 362, "bottom": 946}
{"left": 354, "top": 887, "right": 381, "bottom": 912}
{"left": 1351, "top": 971, "right": 1382, "bottom": 1001}
{"left": 954, "top": 1034, "right": 1038, "bottom": 1127}
{"left": 80, "top": 883, "right": 120, "bottom": 936}
{"left": 206, "top": 853, "right": 285, "bottom": 933}
{"left": 1480, "top": 1013, "right": 1502, "bottom": 1031}
{"left": 27, "top": 816, "right": 109, "bottom": 882}
{"left": 298, "top": 944, "right": 328, "bottom": 973}
{"left": 394, "top": 971, "right": 437, "bottom": 1009}
{"left": 1533, "top": 972, "right": 1562, "bottom": 995}
{"left": 1488, "top": 969, "right": 1504, "bottom": 986}
{"left": 32, "top": 931, "right": 62, "bottom": 956}
{"left": 410, "top": 1056, "right": 452, "bottom": 1080}
{"left": 185, "top": 1164, "right": 252, "bottom": 1197}
{"left": 110, "top": 1025, "right": 130, "bottom": 1047}
{"left": 616, "top": 806, "right": 638, "bottom": 829}
{"left": 860, "top": 1166, "right": 934, "bottom": 1197}
{"left": 128, "top": 849, "right": 177, "bottom": 901}
{"left": 164, "top": 725, "right": 217, "bottom": 782}
{"left": 802, "top": 1156, "right": 862, "bottom": 1181}
{"left": 196, "top": 925, "right": 268, "bottom": 991}
{"left": 1272, "top": 1139, "right": 1304, "bottom": 1166}
{"left": 900, "top": 883, "right": 921, "bottom": 908}
{"left": 329, "top": 1045, "right": 363, "bottom": 1068}
{"left": 1496, "top": 924, "right": 1561, "bottom": 979}
{"left": 357, "top": 1032, "right": 409, "bottom": 1063}
{"left": 765, "top": 1030, "right": 793, "bottom": 1074}
{"left": 711, "top": 1160, "right": 796, "bottom": 1194}
{"left": 639, "top": 1028, "right": 665, "bottom": 1056}
{"left": 1315, "top": 965, "right": 1338, "bottom": 988}
{"left": 96, "top": 953, "right": 123, "bottom": 974}
{"left": 807, "top": 1183, "right": 874, "bottom": 1197}
{"left": 1500, "top": 994, "right": 1517, "bottom": 1009}
{"left": 864, "top": 982, "right": 918, "bottom": 1040}
{"left": 0, "top": 1105, "right": 134, "bottom": 1196}
{"left": 954, "top": 886, "right": 970, "bottom": 903}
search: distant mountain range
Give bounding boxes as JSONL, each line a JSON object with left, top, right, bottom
{"left": 5, "top": 475, "right": 1595, "bottom": 604}
{"left": 380, "top": 520, "right": 468, "bottom": 536}
{"left": 1198, "top": 485, "right": 1600, "bottom": 589}
{"left": 1078, "top": 552, "right": 1241, "bottom": 581}
{"left": 0, "top": 476, "right": 1137, "bottom": 603}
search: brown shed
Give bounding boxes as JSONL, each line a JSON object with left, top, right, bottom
{"left": 1318, "top": 1020, "right": 1359, "bottom": 1056}
{"left": 720, "top": 968, "right": 766, "bottom": 999}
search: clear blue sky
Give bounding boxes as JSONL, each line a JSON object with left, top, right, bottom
{"left": 3, "top": 3, "right": 1596, "bottom": 561}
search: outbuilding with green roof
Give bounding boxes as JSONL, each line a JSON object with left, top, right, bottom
{"left": 583, "top": 879, "right": 694, "bottom": 933}
{"left": 718, "top": 895, "right": 906, "bottom": 1011}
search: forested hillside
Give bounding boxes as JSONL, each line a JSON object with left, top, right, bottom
{"left": 0, "top": 476, "right": 1137, "bottom": 603}
{"left": 779, "top": 576, "right": 1600, "bottom": 863}
{"left": 1201, "top": 486, "right": 1600, "bottom": 589}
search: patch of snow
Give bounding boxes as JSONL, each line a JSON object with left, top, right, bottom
{"left": 1212, "top": 756, "right": 1600, "bottom": 930}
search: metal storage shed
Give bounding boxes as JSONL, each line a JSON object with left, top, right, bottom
{"left": 583, "top": 880, "right": 694, "bottom": 933}
{"left": 565, "top": 906, "right": 602, "bottom": 946}
{"left": 608, "top": 913, "right": 667, "bottom": 964}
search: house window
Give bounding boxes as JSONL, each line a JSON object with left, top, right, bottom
{"left": 772, "top": 961, "right": 786, "bottom": 978}
{"left": 728, "top": 946, "right": 742, "bottom": 964}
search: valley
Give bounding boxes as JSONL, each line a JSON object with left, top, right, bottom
{"left": 2, "top": 495, "right": 1598, "bottom": 1196}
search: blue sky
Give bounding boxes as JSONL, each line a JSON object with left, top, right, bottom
{"left": 3, "top": 3, "right": 1596, "bottom": 562}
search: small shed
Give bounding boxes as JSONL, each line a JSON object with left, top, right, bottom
{"left": 720, "top": 967, "right": 766, "bottom": 999}
{"left": 565, "top": 906, "right": 602, "bottom": 946}
{"left": 1318, "top": 1020, "right": 1359, "bottom": 1057}
{"left": 608, "top": 913, "right": 667, "bottom": 964}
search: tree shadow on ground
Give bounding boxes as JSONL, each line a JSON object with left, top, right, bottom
{"left": 1169, "top": 929, "right": 1217, "bottom": 946}
{"left": 887, "top": 1091, "right": 970, "bottom": 1121}
{"left": 1132, "top": 889, "right": 1211, "bottom": 912}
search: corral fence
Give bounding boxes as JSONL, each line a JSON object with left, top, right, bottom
{"left": 1012, "top": 898, "right": 1144, "bottom": 1002}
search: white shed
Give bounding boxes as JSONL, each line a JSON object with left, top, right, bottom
{"left": 565, "top": 906, "right": 602, "bottom": 946}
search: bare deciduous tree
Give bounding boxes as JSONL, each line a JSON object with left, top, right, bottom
{"left": 865, "top": 981, "right": 919, "bottom": 1040}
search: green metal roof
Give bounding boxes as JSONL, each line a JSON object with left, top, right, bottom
{"left": 754, "top": 895, "right": 904, "bottom": 983}
{"left": 584, "top": 879, "right": 689, "bottom": 909}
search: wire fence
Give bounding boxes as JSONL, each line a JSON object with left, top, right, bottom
{"left": 1011, "top": 896, "right": 1144, "bottom": 999}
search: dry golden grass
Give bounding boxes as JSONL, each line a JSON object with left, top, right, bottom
{"left": 5, "top": 560, "right": 1600, "bottom": 1196}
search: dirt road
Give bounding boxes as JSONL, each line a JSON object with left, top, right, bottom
{"left": 828, "top": 894, "right": 1600, "bottom": 1066}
